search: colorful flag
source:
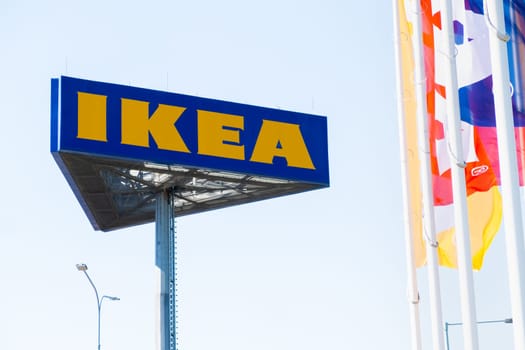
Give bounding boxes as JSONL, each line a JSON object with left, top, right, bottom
{"left": 452, "top": 0, "right": 525, "bottom": 185}
{"left": 399, "top": 0, "right": 505, "bottom": 270}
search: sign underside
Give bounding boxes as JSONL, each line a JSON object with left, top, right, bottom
{"left": 55, "top": 151, "right": 319, "bottom": 231}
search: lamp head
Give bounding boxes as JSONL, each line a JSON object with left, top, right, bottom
{"left": 76, "top": 263, "right": 88, "bottom": 271}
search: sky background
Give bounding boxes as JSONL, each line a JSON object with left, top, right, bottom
{"left": 0, "top": 1, "right": 517, "bottom": 349}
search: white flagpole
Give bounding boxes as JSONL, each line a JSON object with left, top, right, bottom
{"left": 409, "top": 0, "right": 446, "bottom": 349}
{"left": 393, "top": 1, "right": 423, "bottom": 349}
{"left": 485, "top": 1, "right": 525, "bottom": 349}
{"left": 439, "top": 1, "right": 479, "bottom": 349}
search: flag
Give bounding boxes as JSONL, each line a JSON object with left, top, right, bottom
{"left": 397, "top": 0, "right": 426, "bottom": 268}
{"left": 451, "top": 0, "right": 525, "bottom": 184}
{"left": 399, "top": 0, "right": 505, "bottom": 270}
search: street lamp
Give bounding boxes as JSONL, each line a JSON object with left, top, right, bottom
{"left": 76, "top": 263, "right": 120, "bottom": 350}
{"left": 445, "top": 318, "right": 513, "bottom": 350}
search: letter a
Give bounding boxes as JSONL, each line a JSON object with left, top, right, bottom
{"left": 250, "top": 120, "right": 315, "bottom": 169}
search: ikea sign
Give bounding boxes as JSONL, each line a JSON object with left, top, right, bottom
{"left": 51, "top": 76, "right": 329, "bottom": 186}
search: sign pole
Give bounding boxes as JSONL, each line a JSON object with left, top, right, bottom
{"left": 156, "top": 189, "right": 178, "bottom": 350}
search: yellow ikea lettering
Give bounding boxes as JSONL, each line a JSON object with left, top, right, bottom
{"left": 77, "top": 92, "right": 107, "bottom": 142}
{"left": 250, "top": 120, "right": 315, "bottom": 169}
{"left": 76, "top": 92, "right": 316, "bottom": 170}
{"left": 197, "top": 110, "right": 244, "bottom": 160}
{"left": 121, "top": 98, "right": 190, "bottom": 153}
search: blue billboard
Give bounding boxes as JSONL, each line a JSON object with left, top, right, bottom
{"left": 51, "top": 76, "right": 329, "bottom": 186}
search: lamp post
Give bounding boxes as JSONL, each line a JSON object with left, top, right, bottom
{"left": 445, "top": 318, "right": 513, "bottom": 350}
{"left": 76, "top": 263, "right": 120, "bottom": 350}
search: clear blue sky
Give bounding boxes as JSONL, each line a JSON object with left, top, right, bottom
{"left": 0, "top": 1, "right": 515, "bottom": 349}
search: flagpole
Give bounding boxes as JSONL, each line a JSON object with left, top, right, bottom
{"left": 393, "top": 1, "right": 423, "bottom": 348}
{"left": 485, "top": 1, "right": 525, "bottom": 349}
{"left": 410, "top": 0, "right": 446, "bottom": 349}
{"left": 439, "top": 1, "right": 479, "bottom": 349}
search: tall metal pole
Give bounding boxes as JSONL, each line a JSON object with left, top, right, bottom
{"left": 82, "top": 270, "right": 102, "bottom": 350}
{"left": 409, "top": 0, "right": 446, "bottom": 348}
{"left": 445, "top": 322, "right": 450, "bottom": 350}
{"left": 98, "top": 298, "right": 101, "bottom": 350}
{"left": 156, "top": 189, "right": 178, "bottom": 350}
{"left": 393, "top": 0, "right": 423, "bottom": 348}
{"left": 439, "top": 1, "right": 479, "bottom": 349}
{"left": 484, "top": 1, "right": 525, "bottom": 349}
